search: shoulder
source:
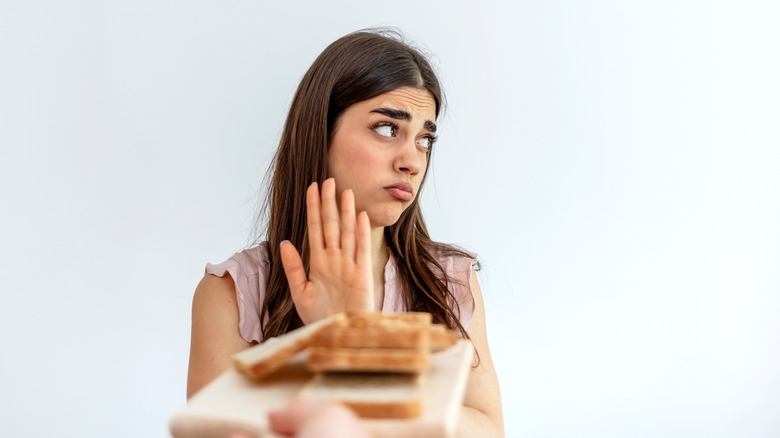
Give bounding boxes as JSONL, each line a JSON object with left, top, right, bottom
{"left": 206, "top": 244, "right": 270, "bottom": 281}
{"left": 428, "top": 244, "right": 479, "bottom": 277}
{"left": 203, "top": 244, "right": 271, "bottom": 343}
{"left": 427, "top": 244, "right": 480, "bottom": 328}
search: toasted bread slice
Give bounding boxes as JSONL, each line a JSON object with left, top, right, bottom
{"left": 232, "top": 313, "right": 347, "bottom": 380}
{"left": 314, "top": 324, "right": 431, "bottom": 349}
{"left": 347, "top": 311, "right": 432, "bottom": 327}
{"left": 298, "top": 372, "right": 425, "bottom": 418}
{"left": 429, "top": 324, "right": 459, "bottom": 352}
{"left": 307, "top": 347, "right": 429, "bottom": 373}
{"left": 315, "top": 313, "right": 458, "bottom": 352}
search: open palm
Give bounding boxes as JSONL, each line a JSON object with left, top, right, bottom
{"left": 279, "top": 178, "right": 374, "bottom": 325}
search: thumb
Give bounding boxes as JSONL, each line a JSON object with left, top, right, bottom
{"left": 269, "top": 399, "right": 367, "bottom": 438}
{"left": 267, "top": 399, "right": 326, "bottom": 435}
{"left": 279, "top": 240, "right": 307, "bottom": 297}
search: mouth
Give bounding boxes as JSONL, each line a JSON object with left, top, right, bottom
{"left": 383, "top": 182, "right": 414, "bottom": 202}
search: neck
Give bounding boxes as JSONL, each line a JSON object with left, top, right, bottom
{"left": 370, "top": 227, "right": 388, "bottom": 270}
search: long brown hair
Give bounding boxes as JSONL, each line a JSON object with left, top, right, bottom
{"left": 257, "top": 29, "right": 476, "bottom": 341}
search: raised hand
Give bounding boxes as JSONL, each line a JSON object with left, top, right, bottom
{"left": 279, "top": 178, "right": 374, "bottom": 325}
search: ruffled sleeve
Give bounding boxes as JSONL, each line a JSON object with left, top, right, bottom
{"left": 204, "top": 245, "right": 270, "bottom": 343}
{"left": 437, "top": 251, "right": 479, "bottom": 330}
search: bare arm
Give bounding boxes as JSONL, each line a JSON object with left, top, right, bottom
{"left": 458, "top": 269, "right": 504, "bottom": 437}
{"left": 186, "top": 273, "right": 252, "bottom": 399}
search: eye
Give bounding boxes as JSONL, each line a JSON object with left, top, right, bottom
{"left": 372, "top": 123, "right": 397, "bottom": 138}
{"left": 416, "top": 135, "right": 437, "bottom": 151}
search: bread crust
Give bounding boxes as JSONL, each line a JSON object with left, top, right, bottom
{"left": 429, "top": 324, "right": 459, "bottom": 352}
{"left": 232, "top": 313, "right": 347, "bottom": 380}
{"left": 315, "top": 325, "right": 431, "bottom": 349}
{"left": 342, "top": 399, "right": 422, "bottom": 418}
{"left": 347, "top": 311, "right": 432, "bottom": 327}
{"left": 307, "top": 347, "right": 429, "bottom": 373}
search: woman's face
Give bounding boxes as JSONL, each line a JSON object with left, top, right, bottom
{"left": 328, "top": 86, "right": 437, "bottom": 228}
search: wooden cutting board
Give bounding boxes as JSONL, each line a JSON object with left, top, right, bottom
{"left": 170, "top": 340, "right": 474, "bottom": 438}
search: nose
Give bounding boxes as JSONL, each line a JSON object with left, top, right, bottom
{"left": 394, "top": 139, "right": 425, "bottom": 176}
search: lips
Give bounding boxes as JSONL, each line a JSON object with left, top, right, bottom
{"left": 384, "top": 182, "right": 414, "bottom": 202}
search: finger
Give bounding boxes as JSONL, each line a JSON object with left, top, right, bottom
{"left": 355, "top": 211, "right": 372, "bottom": 274}
{"left": 306, "top": 182, "right": 324, "bottom": 251}
{"left": 320, "top": 178, "right": 340, "bottom": 250}
{"left": 280, "top": 240, "right": 307, "bottom": 298}
{"left": 340, "top": 189, "right": 357, "bottom": 261}
{"left": 268, "top": 399, "right": 328, "bottom": 435}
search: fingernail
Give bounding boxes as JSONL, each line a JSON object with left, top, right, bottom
{"left": 280, "top": 240, "right": 290, "bottom": 247}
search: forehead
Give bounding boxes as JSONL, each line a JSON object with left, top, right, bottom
{"left": 356, "top": 87, "right": 437, "bottom": 119}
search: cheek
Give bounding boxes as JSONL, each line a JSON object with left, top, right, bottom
{"left": 350, "top": 145, "right": 379, "bottom": 168}
{"left": 345, "top": 141, "right": 381, "bottom": 172}
{"left": 330, "top": 141, "right": 383, "bottom": 189}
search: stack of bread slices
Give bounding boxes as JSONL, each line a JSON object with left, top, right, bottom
{"left": 231, "top": 311, "right": 458, "bottom": 419}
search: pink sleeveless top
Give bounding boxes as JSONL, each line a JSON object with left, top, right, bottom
{"left": 205, "top": 244, "right": 478, "bottom": 343}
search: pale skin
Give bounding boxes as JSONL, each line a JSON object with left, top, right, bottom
{"left": 187, "top": 87, "right": 503, "bottom": 437}
{"left": 268, "top": 400, "right": 369, "bottom": 438}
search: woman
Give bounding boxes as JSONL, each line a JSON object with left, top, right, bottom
{"left": 187, "top": 29, "right": 504, "bottom": 437}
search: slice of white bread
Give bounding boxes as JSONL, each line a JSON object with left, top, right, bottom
{"left": 307, "top": 347, "right": 429, "bottom": 373}
{"left": 297, "top": 372, "right": 425, "bottom": 418}
{"left": 232, "top": 313, "right": 347, "bottom": 380}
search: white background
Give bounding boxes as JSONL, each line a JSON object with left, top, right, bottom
{"left": 1, "top": 1, "right": 779, "bottom": 437}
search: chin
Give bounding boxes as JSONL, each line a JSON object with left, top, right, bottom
{"left": 367, "top": 205, "right": 407, "bottom": 228}
{"left": 368, "top": 215, "right": 401, "bottom": 228}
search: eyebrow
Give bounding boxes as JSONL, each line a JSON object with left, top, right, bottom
{"left": 370, "top": 107, "right": 437, "bottom": 133}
